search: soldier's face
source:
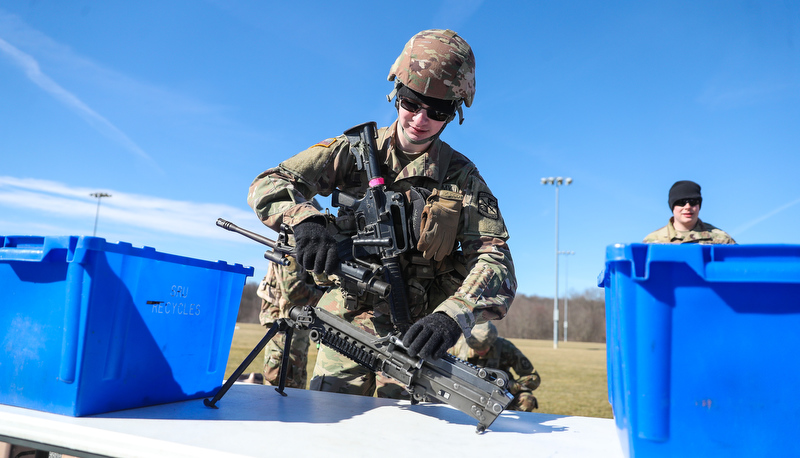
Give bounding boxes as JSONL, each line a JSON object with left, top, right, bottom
{"left": 397, "top": 98, "right": 447, "bottom": 152}
{"left": 672, "top": 200, "right": 700, "bottom": 230}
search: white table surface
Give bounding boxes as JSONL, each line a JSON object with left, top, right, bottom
{"left": 0, "top": 383, "right": 624, "bottom": 458}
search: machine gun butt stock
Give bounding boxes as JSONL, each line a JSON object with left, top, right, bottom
{"left": 417, "top": 353, "right": 515, "bottom": 433}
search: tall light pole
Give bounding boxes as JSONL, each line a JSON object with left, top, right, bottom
{"left": 541, "top": 176, "right": 572, "bottom": 349}
{"left": 90, "top": 193, "right": 111, "bottom": 237}
{"left": 559, "top": 250, "right": 575, "bottom": 342}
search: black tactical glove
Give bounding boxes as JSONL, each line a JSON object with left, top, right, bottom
{"left": 292, "top": 218, "right": 339, "bottom": 275}
{"left": 402, "top": 312, "right": 462, "bottom": 360}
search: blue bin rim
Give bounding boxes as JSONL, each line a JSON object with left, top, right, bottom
{"left": 599, "top": 243, "right": 800, "bottom": 286}
{"left": 1, "top": 235, "right": 254, "bottom": 276}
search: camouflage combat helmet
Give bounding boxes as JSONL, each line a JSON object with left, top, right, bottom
{"left": 387, "top": 29, "right": 476, "bottom": 121}
{"left": 466, "top": 321, "right": 498, "bottom": 352}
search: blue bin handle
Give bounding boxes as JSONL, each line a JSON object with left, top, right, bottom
{"left": 0, "top": 236, "right": 86, "bottom": 263}
{"left": 1, "top": 236, "right": 62, "bottom": 262}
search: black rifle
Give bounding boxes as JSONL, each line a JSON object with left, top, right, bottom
{"left": 216, "top": 218, "right": 390, "bottom": 298}
{"left": 332, "top": 122, "right": 413, "bottom": 332}
{"left": 205, "top": 304, "right": 514, "bottom": 433}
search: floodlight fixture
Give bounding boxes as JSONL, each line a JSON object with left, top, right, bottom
{"left": 90, "top": 192, "right": 112, "bottom": 237}
{"left": 540, "top": 177, "right": 574, "bottom": 348}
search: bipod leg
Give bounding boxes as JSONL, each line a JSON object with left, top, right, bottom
{"left": 275, "top": 326, "right": 294, "bottom": 396}
{"left": 204, "top": 319, "right": 288, "bottom": 408}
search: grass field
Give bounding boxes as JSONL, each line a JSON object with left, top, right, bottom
{"left": 226, "top": 323, "right": 613, "bottom": 419}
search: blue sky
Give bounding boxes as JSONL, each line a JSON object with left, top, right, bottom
{"left": 2, "top": 1, "right": 799, "bottom": 298}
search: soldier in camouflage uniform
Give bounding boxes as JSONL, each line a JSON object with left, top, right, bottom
{"left": 247, "top": 29, "right": 516, "bottom": 399}
{"left": 451, "top": 321, "right": 540, "bottom": 412}
{"left": 257, "top": 256, "right": 324, "bottom": 389}
{"left": 643, "top": 180, "right": 736, "bottom": 244}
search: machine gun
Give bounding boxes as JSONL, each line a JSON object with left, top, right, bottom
{"left": 204, "top": 303, "right": 514, "bottom": 433}
{"left": 332, "top": 122, "right": 414, "bottom": 331}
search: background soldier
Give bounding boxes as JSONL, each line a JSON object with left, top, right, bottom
{"left": 643, "top": 180, "right": 736, "bottom": 244}
{"left": 247, "top": 29, "right": 516, "bottom": 399}
{"left": 451, "top": 321, "right": 540, "bottom": 412}
{"left": 256, "top": 256, "right": 324, "bottom": 388}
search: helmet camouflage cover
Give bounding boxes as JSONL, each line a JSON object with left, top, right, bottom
{"left": 388, "top": 29, "right": 476, "bottom": 107}
{"left": 466, "top": 321, "right": 498, "bottom": 352}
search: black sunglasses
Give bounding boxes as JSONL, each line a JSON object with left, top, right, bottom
{"left": 674, "top": 198, "right": 701, "bottom": 207}
{"left": 398, "top": 98, "right": 452, "bottom": 122}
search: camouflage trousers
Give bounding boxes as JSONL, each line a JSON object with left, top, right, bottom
{"left": 262, "top": 324, "right": 311, "bottom": 389}
{"left": 308, "top": 288, "right": 410, "bottom": 399}
{"left": 513, "top": 372, "right": 541, "bottom": 393}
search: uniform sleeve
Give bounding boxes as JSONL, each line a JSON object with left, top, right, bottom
{"left": 500, "top": 339, "right": 541, "bottom": 394}
{"left": 433, "top": 173, "right": 517, "bottom": 337}
{"left": 247, "top": 137, "right": 351, "bottom": 231}
{"left": 708, "top": 226, "right": 737, "bottom": 245}
{"left": 501, "top": 339, "right": 535, "bottom": 377}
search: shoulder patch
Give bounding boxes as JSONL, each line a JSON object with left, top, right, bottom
{"left": 311, "top": 137, "right": 337, "bottom": 148}
{"left": 477, "top": 192, "right": 499, "bottom": 220}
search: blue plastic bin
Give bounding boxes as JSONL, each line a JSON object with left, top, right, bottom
{"left": 0, "top": 235, "right": 253, "bottom": 416}
{"left": 599, "top": 243, "right": 800, "bottom": 457}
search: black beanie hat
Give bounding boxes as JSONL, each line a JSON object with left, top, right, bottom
{"left": 668, "top": 180, "right": 702, "bottom": 209}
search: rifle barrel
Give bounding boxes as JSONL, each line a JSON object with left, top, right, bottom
{"left": 216, "top": 218, "right": 390, "bottom": 298}
{"left": 216, "top": 218, "right": 277, "bottom": 249}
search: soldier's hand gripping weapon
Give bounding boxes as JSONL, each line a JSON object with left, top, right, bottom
{"left": 215, "top": 218, "right": 390, "bottom": 298}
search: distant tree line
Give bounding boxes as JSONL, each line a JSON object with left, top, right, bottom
{"left": 237, "top": 283, "right": 606, "bottom": 343}
{"left": 493, "top": 288, "right": 606, "bottom": 343}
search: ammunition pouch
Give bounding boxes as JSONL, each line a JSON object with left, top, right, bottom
{"left": 407, "top": 186, "right": 432, "bottom": 247}
{"left": 417, "top": 189, "right": 464, "bottom": 261}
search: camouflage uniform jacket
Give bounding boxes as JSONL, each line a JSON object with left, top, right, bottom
{"left": 643, "top": 218, "right": 736, "bottom": 244}
{"left": 451, "top": 336, "right": 540, "bottom": 395}
{"left": 247, "top": 121, "right": 517, "bottom": 337}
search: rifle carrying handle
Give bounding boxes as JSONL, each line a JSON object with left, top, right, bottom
{"left": 344, "top": 122, "right": 382, "bottom": 185}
